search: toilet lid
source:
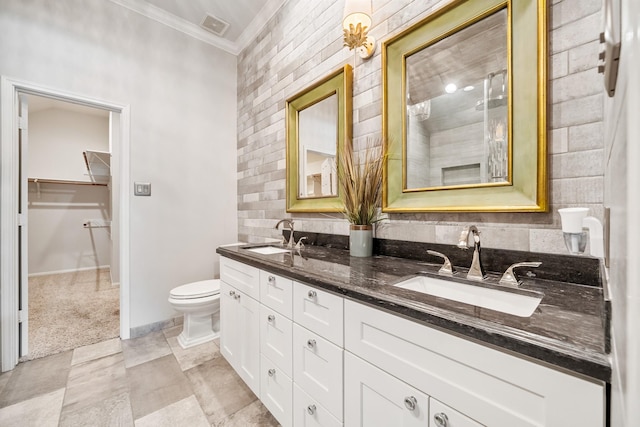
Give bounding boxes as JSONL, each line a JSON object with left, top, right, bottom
{"left": 170, "top": 279, "right": 220, "bottom": 299}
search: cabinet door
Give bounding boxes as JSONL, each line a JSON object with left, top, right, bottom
{"left": 260, "top": 305, "right": 293, "bottom": 377}
{"left": 344, "top": 300, "right": 604, "bottom": 427}
{"left": 429, "top": 398, "right": 483, "bottom": 427}
{"left": 220, "top": 281, "right": 238, "bottom": 365}
{"left": 293, "top": 281, "right": 343, "bottom": 346}
{"left": 261, "top": 355, "right": 293, "bottom": 427}
{"left": 220, "top": 256, "right": 260, "bottom": 299}
{"left": 260, "top": 271, "right": 293, "bottom": 318}
{"left": 236, "top": 289, "right": 260, "bottom": 395}
{"left": 293, "top": 324, "right": 343, "bottom": 421}
{"left": 344, "top": 352, "right": 429, "bottom": 427}
{"left": 293, "top": 384, "right": 342, "bottom": 427}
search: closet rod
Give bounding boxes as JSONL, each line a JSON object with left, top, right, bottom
{"left": 28, "top": 178, "right": 108, "bottom": 186}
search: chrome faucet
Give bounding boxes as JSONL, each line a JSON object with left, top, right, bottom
{"left": 457, "top": 225, "right": 486, "bottom": 281}
{"left": 275, "top": 219, "right": 295, "bottom": 248}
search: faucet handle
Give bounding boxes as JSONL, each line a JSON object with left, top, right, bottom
{"left": 499, "top": 262, "right": 542, "bottom": 287}
{"left": 427, "top": 250, "right": 456, "bottom": 276}
{"left": 295, "top": 236, "right": 307, "bottom": 250}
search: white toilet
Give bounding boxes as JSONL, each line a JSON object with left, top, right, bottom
{"left": 168, "top": 279, "right": 221, "bottom": 349}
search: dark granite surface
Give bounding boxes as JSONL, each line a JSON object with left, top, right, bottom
{"left": 217, "top": 234, "right": 611, "bottom": 383}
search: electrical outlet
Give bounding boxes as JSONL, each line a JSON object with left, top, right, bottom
{"left": 134, "top": 182, "right": 151, "bottom": 196}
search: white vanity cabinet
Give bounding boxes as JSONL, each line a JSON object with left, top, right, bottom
{"left": 220, "top": 256, "right": 605, "bottom": 427}
{"left": 429, "top": 398, "right": 483, "bottom": 427}
{"left": 292, "top": 281, "right": 344, "bottom": 422}
{"left": 293, "top": 384, "right": 342, "bottom": 427}
{"left": 219, "top": 280, "right": 260, "bottom": 395}
{"left": 259, "top": 271, "right": 294, "bottom": 427}
{"left": 344, "top": 299, "right": 606, "bottom": 427}
{"left": 293, "top": 281, "right": 344, "bottom": 346}
{"left": 345, "top": 351, "right": 430, "bottom": 426}
{"left": 219, "top": 257, "right": 261, "bottom": 395}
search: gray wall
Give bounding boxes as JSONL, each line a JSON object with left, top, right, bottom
{"left": 236, "top": 0, "right": 604, "bottom": 254}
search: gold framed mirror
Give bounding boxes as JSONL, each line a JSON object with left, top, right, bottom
{"left": 383, "top": 0, "right": 547, "bottom": 212}
{"left": 286, "top": 65, "right": 352, "bottom": 212}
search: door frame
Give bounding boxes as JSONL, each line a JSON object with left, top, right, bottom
{"left": 1, "top": 76, "right": 131, "bottom": 371}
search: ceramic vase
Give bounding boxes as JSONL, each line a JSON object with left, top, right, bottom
{"left": 349, "top": 224, "right": 373, "bottom": 257}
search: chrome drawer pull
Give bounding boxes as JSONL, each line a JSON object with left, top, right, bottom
{"left": 307, "top": 339, "right": 316, "bottom": 349}
{"left": 268, "top": 275, "right": 276, "bottom": 284}
{"left": 268, "top": 368, "right": 276, "bottom": 377}
{"left": 234, "top": 294, "right": 241, "bottom": 300}
{"left": 267, "top": 314, "right": 275, "bottom": 322}
{"left": 229, "top": 290, "right": 235, "bottom": 297}
{"left": 307, "top": 290, "right": 317, "bottom": 299}
{"left": 434, "top": 412, "right": 449, "bottom": 427}
{"left": 307, "top": 404, "right": 316, "bottom": 415}
{"left": 404, "top": 396, "right": 417, "bottom": 411}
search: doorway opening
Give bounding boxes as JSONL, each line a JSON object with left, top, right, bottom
{"left": 21, "top": 94, "right": 119, "bottom": 360}
{"left": 1, "top": 77, "right": 131, "bottom": 372}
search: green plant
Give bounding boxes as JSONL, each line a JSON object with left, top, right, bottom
{"left": 338, "top": 137, "right": 385, "bottom": 225}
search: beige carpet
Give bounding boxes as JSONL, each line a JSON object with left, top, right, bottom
{"left": 23, "top": 268, "right": 120, "bottom": 361}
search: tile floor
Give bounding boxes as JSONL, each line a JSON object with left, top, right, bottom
{"left": 0, "top": 326, "right": 280, "bottom": 426}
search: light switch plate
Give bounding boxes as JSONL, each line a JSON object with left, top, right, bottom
{"left": 134, "top": 182, "right": 151, "bottom": 196}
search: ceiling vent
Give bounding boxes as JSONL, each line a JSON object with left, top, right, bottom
{"left": 200, "top": 14, "right": 230, "bottom": 37}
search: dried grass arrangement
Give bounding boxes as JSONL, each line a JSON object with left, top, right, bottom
{"left": 338, "top": 138, "right": 385, "bottom": 226}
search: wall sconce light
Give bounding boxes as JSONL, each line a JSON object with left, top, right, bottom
{"left": 343, "top": 0, "right": 376, "bottom": 59}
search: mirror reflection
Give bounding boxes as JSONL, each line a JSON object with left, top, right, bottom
{"left": 405, "top": 8, "right": 508, "bottom": 190}
{"left": 298, "top": 94, "right": 338, "bottom": 198}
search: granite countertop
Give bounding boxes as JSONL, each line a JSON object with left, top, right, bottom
{"left": 216, "top": 237, "right": 611, "bottom": 383}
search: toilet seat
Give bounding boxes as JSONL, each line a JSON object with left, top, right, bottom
{"left": 169, "top": 279, "right": 220, "bottom": 300}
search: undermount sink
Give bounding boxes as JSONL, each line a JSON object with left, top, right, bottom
{"left": 244, "top": 245, "right": 291, "bottom": 255}
{"left": 393, "top": 275, "right": 543, "bottom": 317}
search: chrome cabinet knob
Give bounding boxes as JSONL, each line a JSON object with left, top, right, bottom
{"left": 307, "top": 404, "right": 316, "bottom": 415}
{"left": 234, "top": 293, "right": 241, "bottom": 300}
{"left": 434, "top": 412, "right": 449, "bottom": 427}
{"left": 267, "top": 314, "right": 275, "bottom": 322}
{"left": 307, "top": 339, "right": 316, "bottom": 349}
{"left": 268, "top": 368, "right": 276, "bottom": 377}
{"left": 268, "top": 275, "right": 276, "bottom": 284}
{"left": 229, "top": 290, "right": 235, "bottom": 297}
{"left": 404, "top": 396, "right": 417, "bottom": 411}
{"left": 307, "top": 290, "right": 317, "bottom": 299}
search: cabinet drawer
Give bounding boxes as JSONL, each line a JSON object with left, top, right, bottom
{"left": 293, "top": 384, "right": 342, "bottom": 427}
{"left": 430, "top": 397, "right": 483, "bottom": 427}
{"left": 344, "top": 300, "right": 605, "bottom": 427}
{"left": 261, "top": 355, "right": 292, "bottom": 427}
{"left": 260, "top": 271, "right": 293, "bottom": 318}
{"left": 260, "top": 305, "right": 293, "bottom": 377}
{"left": 220, "top": 256, "right": 259, "bottom": 299}
{"left": 293, "top": 324, "right": 343, "bottom": 421}
{"left": 293, "top": 282, "right": 343, "bottom": 346}
{"left": 344, "top": 352, "right": 429, "bottom": 427}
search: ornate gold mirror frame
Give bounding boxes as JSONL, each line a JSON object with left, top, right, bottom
{"left": 383, "top": 0, "right": 547, "bottom": 212}
{"left": 286, "top": 65, "right": 352, "bottom": 212}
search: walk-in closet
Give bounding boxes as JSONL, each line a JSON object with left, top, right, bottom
{"left": 22, "top": 94, "right": 120, "bottom": 360}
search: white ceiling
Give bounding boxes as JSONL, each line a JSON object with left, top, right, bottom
{"left": 109, "top": 0, "right": 288, "bottom": 55}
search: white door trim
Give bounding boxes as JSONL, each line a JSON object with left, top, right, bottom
{"left": 0, "top": 76, "right": 131, "bottom": 371}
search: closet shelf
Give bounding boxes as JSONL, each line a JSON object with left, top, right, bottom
{"left": 28, "top": 178, "right": 108, "bottom": 186}
{"left": 83, "top": 150, "right": 111, "bottom": 183}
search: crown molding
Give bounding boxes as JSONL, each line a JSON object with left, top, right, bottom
{"left": 235, "top": 0, "right": 290, "bottom": 54}
{"left": 109, "top": 0, "right": 239, "bottom": 55}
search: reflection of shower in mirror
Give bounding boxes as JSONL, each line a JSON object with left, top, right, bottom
{"left": 407, "top": 99, "right": 431, "bottom": 121}
{"left": 475, "top": 69, "right": 508, "bottom": 110}
{"left": 478, "top": 69, "right": 508, "bottom": 182}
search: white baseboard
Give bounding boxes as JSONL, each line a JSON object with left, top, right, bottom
{"left": 28, "top": 265, "right": 111, "bottom": 277}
